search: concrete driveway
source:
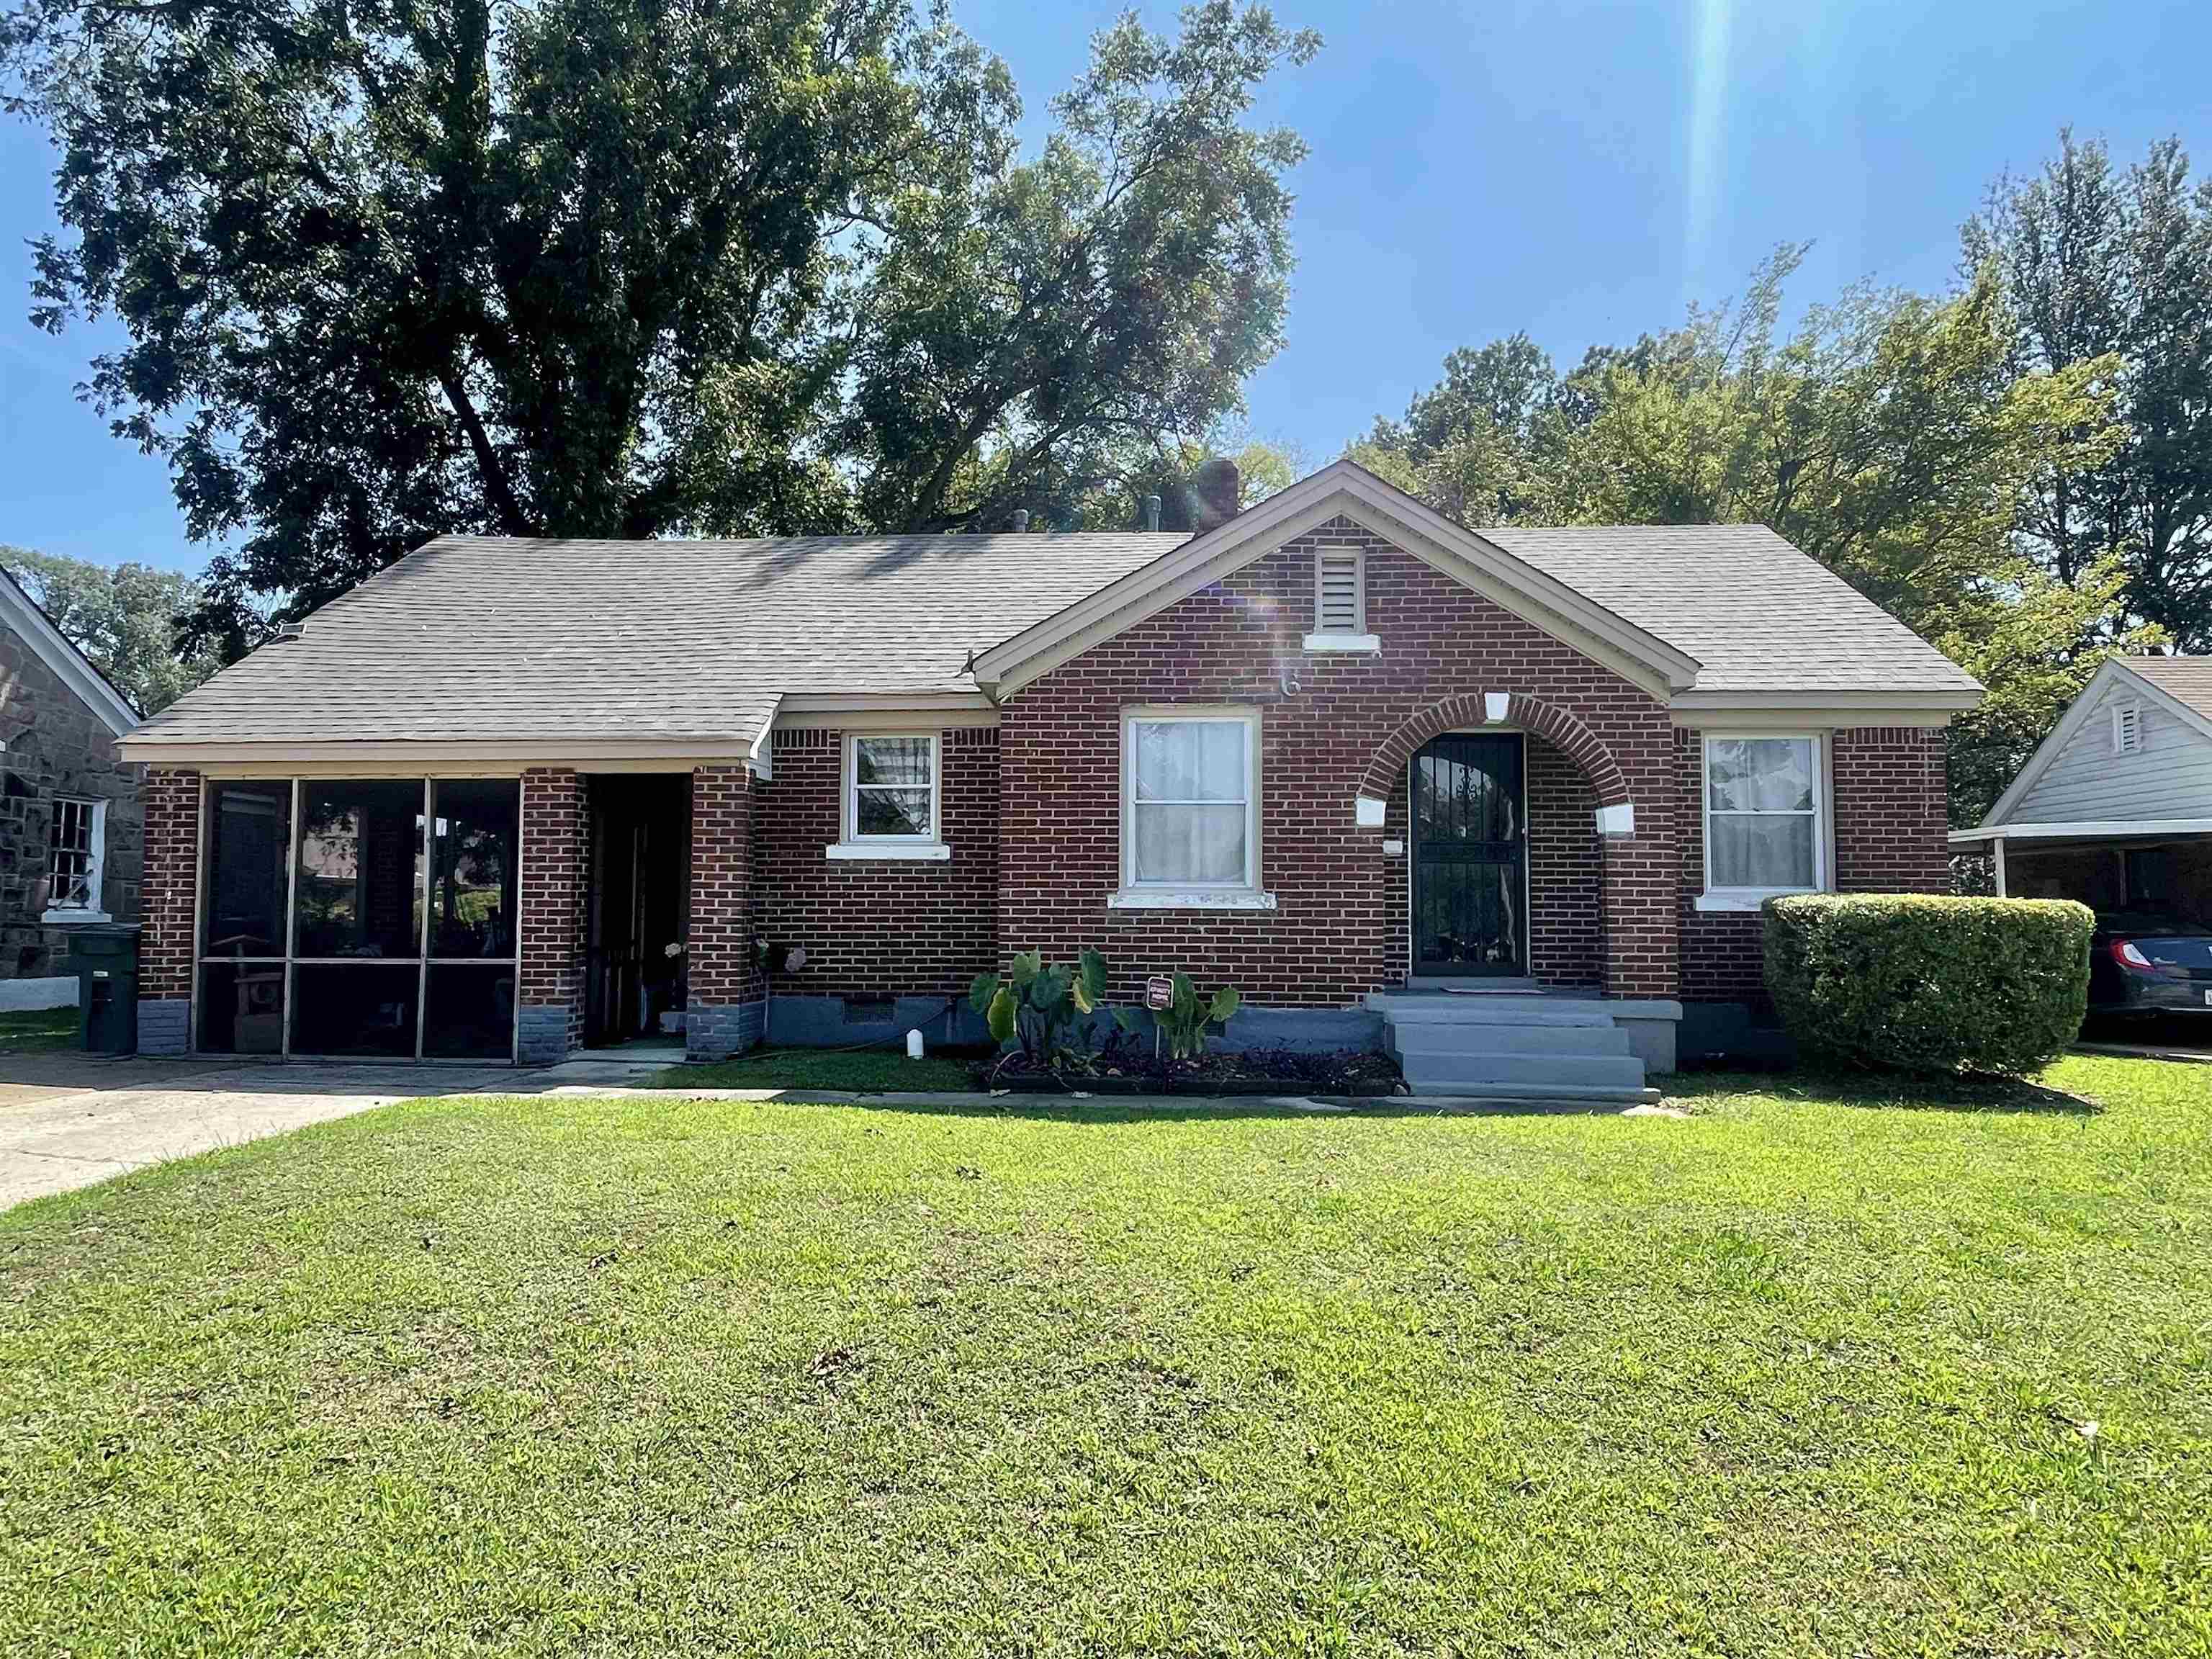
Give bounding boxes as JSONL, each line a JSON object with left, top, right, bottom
{"left": 0, "top": 1051, "right": 657, "bottom": 1210}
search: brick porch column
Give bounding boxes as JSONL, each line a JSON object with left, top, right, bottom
{"left": 135, "top": 766, "right": 200, "bottom": 1055}
{"left": 1598, "top": 791, "right": 1679, "bottom": 1000}
{"left": 687, "top": 764, "right": 763, "bottom": 1059}
{"left": 518, "top": 768, "right": 589, "bottom": 1064}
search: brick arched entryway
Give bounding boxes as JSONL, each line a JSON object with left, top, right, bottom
{"left": 1354, "top": 691, "right": 1635, "bottom": 833}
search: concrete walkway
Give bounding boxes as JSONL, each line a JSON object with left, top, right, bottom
{"left": 0, "top": 1050, "right": 1687, "bottom": 1211}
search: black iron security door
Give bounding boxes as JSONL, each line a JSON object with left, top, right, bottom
{"left": 1411, "top": 734, "right": 1527, "bottom": 976}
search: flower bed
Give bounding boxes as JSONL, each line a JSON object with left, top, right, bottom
{"left": 976, "top": 1046, "right": 1404, "bottom": 1097}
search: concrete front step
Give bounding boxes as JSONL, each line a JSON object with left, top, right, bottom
{"left": 1395, "top": 1049, "right": 1648, "bottom": 1092}
{"left": 1388, "top": 1021, "right": 1635, "bottom": 1058}
{"left": 1366, "top": 994, "right": 1616, "bottom": 1028}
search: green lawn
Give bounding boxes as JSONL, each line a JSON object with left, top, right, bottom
{"left": 0, "top": 1005, "right": 77, "bottom": 1052}
{"left": 2, "top": 1058, "right": 2208, "bottom": 1655}
{"left": 652, "top": 1043, "right": 981, "bottom": 1092}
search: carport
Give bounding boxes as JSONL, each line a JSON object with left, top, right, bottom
{"left": 1951, "top": 819, "right": 2212, "bottom": 917}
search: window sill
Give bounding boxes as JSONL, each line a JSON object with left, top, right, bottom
{"left": 42, "top": 909, "right": 112, "bottom": 925}
{"left": 1300, "top": 632, "right": 1381, "bottom": 655}
{"left": 824, "top": 842, "right": 951, "bottom": 862}
{"left": 1107, "top": 887, "right": 1277, "bottom": 911}
{"left": 1694, "top": 888, "right": 1818, "bottom": 913}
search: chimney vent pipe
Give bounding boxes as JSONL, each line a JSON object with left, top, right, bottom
{"left": 1143, "top": 493, "right": 1161, "bottom": 532}
{"left": 1011, "top": 508, "right": 1030, "bottom": 533}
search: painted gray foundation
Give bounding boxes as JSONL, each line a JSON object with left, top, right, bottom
{"left": 516, "top": 1004, "right": 574, "bottom": 1066}
{"left": 137, "top": 997, "right": 189, "bottom": 1057}
{"left": 1604, "top": 999, "right": 1683, "bottom": 1074}
{"left": 1678, "top": 1000, "right": 1795, "bottom": 1066}
{"left": 688, "top": 999, "right": 768, "bottom": 1061}
{"left": 760, "top": 994, "right": 986, "bottom": 1051}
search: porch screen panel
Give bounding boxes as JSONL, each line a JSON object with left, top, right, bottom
{"left": 294, "top": 780, "right": 425, "bottom": 958}
{"left": 202, "top": 781, "right": 292, "bottom": 957}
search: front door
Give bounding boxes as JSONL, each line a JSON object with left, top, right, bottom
{"left": 1410, "top": 733, "right": 1527, "bottom": 976}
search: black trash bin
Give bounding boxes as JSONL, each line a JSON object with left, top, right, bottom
{"left": 60, "top": 923, "right": 141, "bottom": 1055}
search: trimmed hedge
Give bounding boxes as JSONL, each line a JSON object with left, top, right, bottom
{"left": 1762, "top": 894, "right": 2093, "bottom": 1076}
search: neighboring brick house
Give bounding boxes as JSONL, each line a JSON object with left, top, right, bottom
{"left": 0, "top": 568, "right": 143, "bottom": 1004}
{"left": 117, "top": 461, "right": 1978, "bottom": 1081}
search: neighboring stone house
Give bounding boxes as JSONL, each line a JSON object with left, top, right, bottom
{"left": 0, "top": 568, "right": 143, "bottom": 1004}
{"left": 117, "top": 460, "right": 1980, "bottom": 1092}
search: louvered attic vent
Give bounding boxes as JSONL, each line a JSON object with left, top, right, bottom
{"left": 1316, "top": 552, "right": 1361, "bottom": 632}
{"left": 2113, "top": 702, "right": 2143, "bottom": 755}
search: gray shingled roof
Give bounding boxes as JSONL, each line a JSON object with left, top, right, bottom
{"left": 1483, "top": 523, "right": 1981, "bottom": 697}
{"left": 2120, "top": 655, "right": 2212, "bottom": 720}
{"left": 129, "top": 516, "right": 1974, "bottom": 752}
{"left": 129, "top": 532, "right": 1180, "bottom": 748}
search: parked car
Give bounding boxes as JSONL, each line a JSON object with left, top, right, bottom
{"left": 2088, "top": 912, "right": 2212, "bottom": 1015}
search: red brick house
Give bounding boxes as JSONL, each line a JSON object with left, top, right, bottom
{"left": 117, "top": 461, "right": 1978, "bottom": 1089}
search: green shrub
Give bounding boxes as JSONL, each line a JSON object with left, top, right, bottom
{"left": 1762, "top": 894, "right": 2093, "bottom": 1076}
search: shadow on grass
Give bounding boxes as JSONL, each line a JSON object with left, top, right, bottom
{"left": 1669, "top": 1066, "right": 2100, "bottom": 1116}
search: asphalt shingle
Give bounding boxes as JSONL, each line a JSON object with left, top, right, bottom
{"left": 129, "top": 518, "right": 1977, "bottom": 752}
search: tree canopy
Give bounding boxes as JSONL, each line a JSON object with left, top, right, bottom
{"left": 0, "top": 547, "right": 217, "bottom": 715}
{"left": 2, "top": 0, "right": 1316, "bottom": 652}
{"left": 1352, "top": 207, "right": 2192, "bottom": 823}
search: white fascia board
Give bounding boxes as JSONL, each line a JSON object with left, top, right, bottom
{"left": 0, "top": 571, "right": 140, "bottom": 737}
{"left": 1976, "top": 657, "right": 2211, "bottom": 829}
{"left": 1951, "top": 818, "right": 2212, "bottom": 843}
{"left": 970, "top": 459, "right": 1702, "bottom": 699}
{"left": 1670, "top": 693, "right": 1979, "bottom": 731}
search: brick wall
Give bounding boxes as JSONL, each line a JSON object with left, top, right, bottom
{"left": 518, "top": 768, "right": 588, "bottom": 1061}
{"left": 754, "top": 726, "right": 999, "bottom": 999}
{"left": 1678, "top": 724, "right": 1954, "bottom": 1002}
{"left": 1832, "top": 726, "right": 1950, "bottom": 893}
{"left": 690, "top": 763, "right": 761, "bottom": 1005}
{"left": 998, "top": 517, "right": 1681, "bottom": 1004}
{"left": 0, "top": 626, "right": 143, "bottom": 977}
{"left": 138, "top": 767, "right": 199, "bottom": 999}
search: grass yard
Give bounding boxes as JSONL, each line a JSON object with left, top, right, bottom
{"left": 2, "top": 1058, "right": 2208, "bottom": 1655}
{"left": 0, "top": 1005, "right": 78, "bottom": 1052}
{"left": 652, "top": 1043, "right": 980, "bottom": 1092}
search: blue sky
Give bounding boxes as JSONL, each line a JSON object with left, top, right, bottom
{"left": 1, "top": 0, "right": 2205, "bottom": 574}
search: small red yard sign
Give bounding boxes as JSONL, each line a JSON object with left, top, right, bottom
{"left": 1145, "top": 976, "right": 1174, "bottom": 1011}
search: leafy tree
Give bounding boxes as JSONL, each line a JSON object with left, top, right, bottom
{"left": 1359, "top": 246, "right": 2144, "bottom": 822}
{"left": 1964, "top": 130, "right": 2212, "bottom": 648}
{"left": 1, "top": 0, "right": 1316, "bottom": 651}
{"left": 1, "top": 547, "right": 217, "bottom": 714}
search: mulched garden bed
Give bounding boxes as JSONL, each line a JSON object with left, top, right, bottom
{"left": 976, "top": 1046, "right": 1405, "bottom": 1097}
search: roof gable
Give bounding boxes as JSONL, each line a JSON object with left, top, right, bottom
{"left": 970, "top": 460, "right": 1707, "bottom": 700}
{"left": 1982, "top": 656, "right": 2212, "bottom": 827}
{"left": 0, "top": 567, "right": 140, "bottom": 738}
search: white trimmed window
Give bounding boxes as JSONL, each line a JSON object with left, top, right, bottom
{"left": 827, "top": 733, "right": 949, "bottom": 860}
{"left": 1698, "top": 734, "right": 1827, "bottom": 910}
{"left": 1114, "top": 710, "right": 1270, "bottom": 907}
{"left": 849, "top": 734, "right": 938, "bottom": 840}
{"left": 1303, "top": 548, "right": 1377, "bottom": 652}
{"left": 45, "top": 796, "right": 107, "bottom": 919}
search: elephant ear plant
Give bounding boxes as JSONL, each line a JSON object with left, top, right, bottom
{"left": 1158, "top": 973, "right": 1238, "bottom": 1059}
{"left": 970, "top": 948, "right": 1120, "bottom": 1076}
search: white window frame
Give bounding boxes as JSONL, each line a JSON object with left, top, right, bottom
{"left": 1112, "top": 707, "right": 1274, "bottom": 909}
{"left": 42, "top": 796, "right": 109, "bottom": 922}
{"left": 828, "top": 732, "right": 949, "bottom": 860}
{"left": 1303, "top": 547, "right": 1380, "bottom": 655}
{"left": 1695, "top": 732, "right": 1829, "bottom": 912}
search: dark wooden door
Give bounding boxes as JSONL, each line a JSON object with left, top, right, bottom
{"left": 1410, "top": 734, "right": 1527, "bottom": 976}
